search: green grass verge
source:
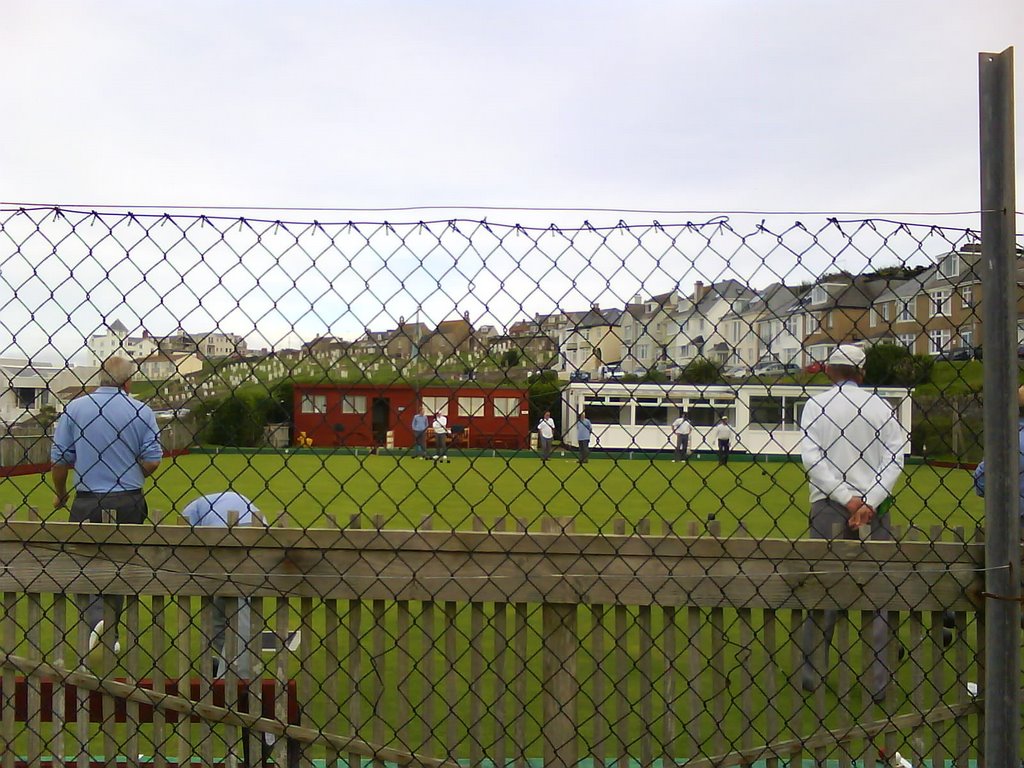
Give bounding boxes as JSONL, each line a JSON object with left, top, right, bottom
{"left": 0, "top": 454, "right": 985, "bottom": 761}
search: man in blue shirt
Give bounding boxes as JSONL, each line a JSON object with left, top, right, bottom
{"left": 51, "top": 355, "right": 163, "bottom": 652}
{"left": 973, "top": 385, "right": 1024, "bottom": 514}
{"left": 411, "top": 407, "right": 429, "bottom": 459}
{"left": 182, "top": 491, "right": 263, "bottom": 678}
{"left": 182, "top": 490, "right": 272, "bottom": 764}
{"left": 576, "top": 411, "right": 593, "bottom": 464}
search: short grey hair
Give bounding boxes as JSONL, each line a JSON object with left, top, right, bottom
{"left": 99, "top": 356, "right": 136, "bottom": 387}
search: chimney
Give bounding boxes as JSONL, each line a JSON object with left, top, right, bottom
{"left": 463, "top": 310, "right": 470, "bottom": 322}
{"left": 591, "top": 302, "right": 600, "bottom": 311}
{"left": 693, "top": 281, "right": 706, "bottom": 301}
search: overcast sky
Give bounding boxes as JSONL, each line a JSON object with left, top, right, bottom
{"left": 3, "top": 1, "right": 1021, "bottom": 219}
{"left": 1, "top": 2, "right": 1021, "bottom": 360}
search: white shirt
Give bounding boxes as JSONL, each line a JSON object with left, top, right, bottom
{"left": 671, "top": 417, "right": 692, "bottom": 436}
{"left": 433, "top": 414, "right": 448, "bottom": 435}
{"left": 800, "top": 381, "right": 905, "bottom": 509}
{"left": 714, "top": 423, "right": 734, "bottom": 443}
{"left": 537, "top": 417, "right": 555, "bottom": 439}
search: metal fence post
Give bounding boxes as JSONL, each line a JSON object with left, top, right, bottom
{"left": 979, "top": 45, "right": 1018, "bottom": 768}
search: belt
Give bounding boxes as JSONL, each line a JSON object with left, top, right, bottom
{"left": 75, "top": 489, "right": 144, "bottom": 498}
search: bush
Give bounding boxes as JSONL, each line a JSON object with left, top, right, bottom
{"left": 527, "top": 370, "right": 564, "bottom": 431}
{"left": 676, "top": 357, "right": 725, "bottom": 385}
{"left": 202, "top": 395, "right": 260, "bottom": 447}
{"left": 864, "top": 344, "right": 934, "bottom": 388}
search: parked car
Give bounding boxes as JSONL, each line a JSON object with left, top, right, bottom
{"left": 803, "top": 361, "right": 825, "bottom": 374}
{"left": 569, "top": 370, "right": 592, "bottom": 382}
{"left": 721, "top": 364, "right": 751, "bottom": 379}
{"left": 752, "top": 361, "right": 800, "bottom": 377}
{"left": 936, "top": 347, "right": 975, "bottom": 362}
{"left": 600, "top": 364, "right": 625, "bottom": 380}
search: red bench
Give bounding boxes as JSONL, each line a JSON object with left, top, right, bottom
{"left": 9, "top": 677, "right": 299, "bottom": 767}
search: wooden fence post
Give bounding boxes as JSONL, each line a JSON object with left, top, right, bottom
{"left": 542, "top": 516, "right": 578, "bottom": 768}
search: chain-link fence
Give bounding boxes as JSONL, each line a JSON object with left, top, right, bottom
{"left": 0, "top": 205, "right": 1014, "bottom": 767}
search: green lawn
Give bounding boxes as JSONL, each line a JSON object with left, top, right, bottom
{"left": 2, "top": 451, "right": 985, "bottom": 537}
{"left": 1, "top": 452, "right": 987, "bottom": 762}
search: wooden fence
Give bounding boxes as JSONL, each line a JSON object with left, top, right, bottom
{"left": 0, "top": 435, "right": 51, "bottom": 468}
{"left": 0, "top": 512, "right": 984, "bottom": 768}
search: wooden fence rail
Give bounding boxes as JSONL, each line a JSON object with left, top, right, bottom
{"left": 0, "top": 516, "right": 985, "bottom": 768}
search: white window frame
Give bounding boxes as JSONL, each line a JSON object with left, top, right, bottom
{"left": 960, "top": 329, "right": 974, "bottom": 349}
{"left": 879, "top": 303, "right": 890, "bottom": 321}
{"left": 341, "top": 394, "right": 367, "bottom": 414}
{"left": 899, "top": 300, "right": 914, "bottom": 322}
{"left": 422, "top": 395, "right": 449, "bottom": 415}
{"left": 939, "top": 252, "right": 960, "bottom": 279}
{"left": 899, "top": 333, "right": 916, "bottom": 350}
{"left": 930, "top": 290, "right": 951, "bottom": 318}
{"left": 782, "top": 313, "right": 798, "bottom": 337}
{"left": 458, "top": 396, "right": 484, "bottom": 417}
{"left": 811, "top": 285, "right": 828, "bottom": 305}
{"left": 929, "top": 329, "right": 952, "bottom": 355}
{"left": 961, "top": 286, "right": 973, "bottom": 309}
{"left": 494, "top": 397, "right": 520, "bottom": 418}
{"left": 301, "top": 394, "right": 326, "bottom": 414}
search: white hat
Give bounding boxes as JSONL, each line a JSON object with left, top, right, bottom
{"left": 827, "top": 344, "right": 866, "bottom": 368}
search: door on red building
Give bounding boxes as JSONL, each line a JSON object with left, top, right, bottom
{"left": 372, "top": 397, "right": 390, "bottom": 446}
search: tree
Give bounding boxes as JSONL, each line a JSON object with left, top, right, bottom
{"left": 527, "top": 370, "right": 564, "bottom": 431}
{"left": 202, "top": 394, "right": 268, "bottom": 446}
{"left": 676, "top": 357, "right": 725, "bottom": 385}
{"left": 863, "top": 343, "right": 934, "bottom": 388}
{"left": 501, "top": 349, "right": 521, "bottom": 368}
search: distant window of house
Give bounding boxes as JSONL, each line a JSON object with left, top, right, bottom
{"left": 960, "top": 329, "right": 974, "bottom": 349}
{"left": 301, "top": 394, "right": 326, "bottom": 414}
{"left": 899, "top": 333, "right": 916, "bottom": 350}
{"left": 422, "top": 396, "right": 449, "bottom": 415}
{"left": 15, "top": 388, "right": 37, "bottom": 409}
{"left": 638, "top": 343, "right": 650, "bottom": 359}
{"left": 899, "top": 300, "right": 914, "bottom": 322}
{"left": 961, "top": 286, "right": 973, "bottom": 308}
{"left": 494, "top": 397, "right": 520, "bottom": 418}
{"left": 811, "top": 286, "right": 828, "bottom": 305}
{"left": 341, "top": 395, "right": 367, "bottom": 414}
{"left": 458, "top": 397, "right": 484, "bottom": 417}
{"left": 869, "top": 309, "right": 878, "bottom": 328}
{"left": 929, "top": 329, "right": 952, "bottom": 354}
{"left": 939, "top": 252, "right": 960, "bottom": 278}
{"left": 930, "top": 290, "right": 951, "bottom": 317}
{"left": 785, "top": 315, "right": 800, "bottom": 337}
{"left": 880, "top": 303, "right": 891, "bottom": 321}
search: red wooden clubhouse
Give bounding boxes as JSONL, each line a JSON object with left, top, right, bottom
{"left": 291, "top": 383, "right": 531, "bottom": 450}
